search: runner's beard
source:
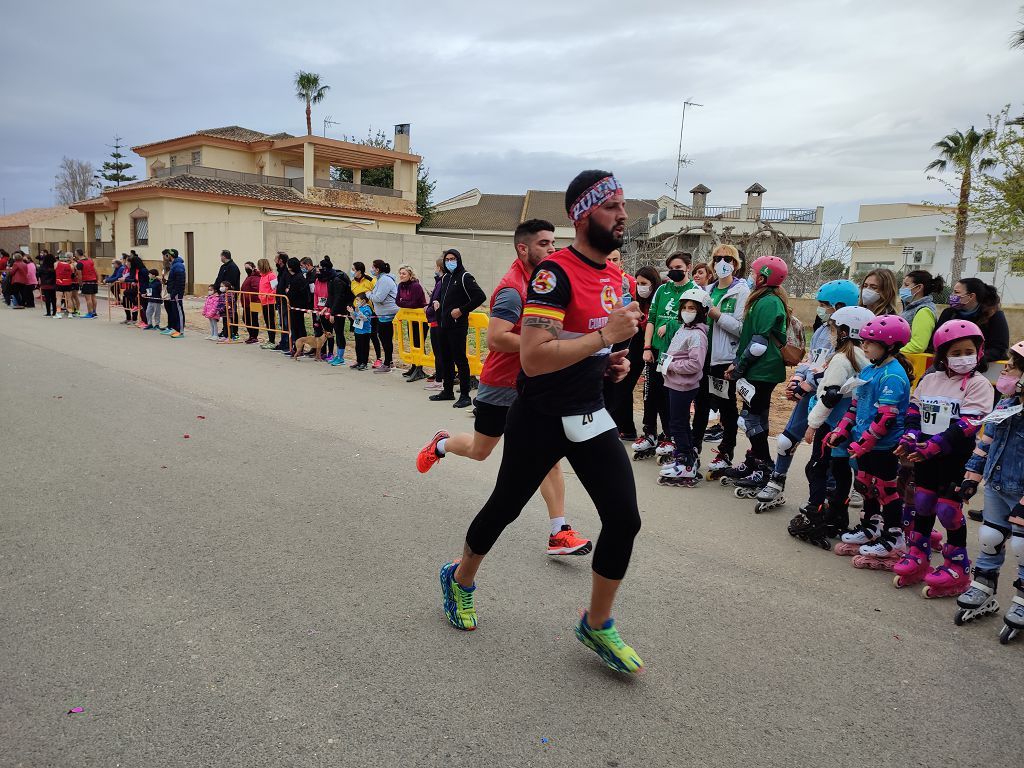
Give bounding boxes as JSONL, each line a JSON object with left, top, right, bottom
{"left": 586, "top": 216, "right": 623, "bottom": 254}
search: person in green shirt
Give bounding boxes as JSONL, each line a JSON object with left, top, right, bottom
{"left": 899, "top": 270, "right": 943, "bottom": 355}
{"left": 636, "top": 251, "right": 695, "bottom": 457}
{"left": 720, "top": 254, "right": 792, "bottom": 491}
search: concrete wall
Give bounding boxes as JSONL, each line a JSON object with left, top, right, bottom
{"left": 263, "top": 222, "right": 520, "bottom": 296}
{"left": 0, "top": 226, "right": 29, "bottom": 254}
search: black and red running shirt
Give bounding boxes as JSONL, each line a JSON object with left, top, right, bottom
{"left": 517, "top": 246, "right": 623, "bottom": 416}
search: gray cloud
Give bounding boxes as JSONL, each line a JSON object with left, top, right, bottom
{"left": 1, "top": 0, "right": 1020, "bottom": 235}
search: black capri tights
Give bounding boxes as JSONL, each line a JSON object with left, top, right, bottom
{"left": 465, "top": 399, "right": 642, "bottom": 580}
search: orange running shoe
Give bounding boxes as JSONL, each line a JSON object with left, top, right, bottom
{"left": 416, "top": 430, "right": 449, "bottom": 474}
{"left": 548, "top": 525, "right": 593, "bottom": 556}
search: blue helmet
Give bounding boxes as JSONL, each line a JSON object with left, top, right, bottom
{"left": 816, "top": 279, "right": 859, "bottom": 309}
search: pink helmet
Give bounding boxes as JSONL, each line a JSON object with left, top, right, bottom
{"left": 750, "top": 255, "right": 788, "bottom": 287}
{"left": 860, "top": 314, "right": 911, "bottom": 347}
{"left": 932, "top": 319, "right": 985, "bottom": 361}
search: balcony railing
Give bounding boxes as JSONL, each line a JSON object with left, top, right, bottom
{"left": 677, "top": 205, "right": 818, "bottom": 223}
{"left": 313, "top": 178, "right": 403, "bottom": 198}
{"left": 154, "top": 164, "right": 303, "bottom": 190}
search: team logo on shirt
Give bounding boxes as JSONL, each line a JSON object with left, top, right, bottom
{"left": 531, "top": 269, "right": 556, "bottom": 295}
{"left": 601, "top": 285, "right": 617, "bottom": 313}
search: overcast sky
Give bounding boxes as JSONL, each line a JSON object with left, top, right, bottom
{"left": 1, "top": 0, "right": 1021, "bottom": 231}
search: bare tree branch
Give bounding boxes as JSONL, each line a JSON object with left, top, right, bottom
{"left": 54, "top": 156, "right": 95, "bottom": 205}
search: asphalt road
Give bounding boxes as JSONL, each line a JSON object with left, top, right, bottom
{"left": 1, "top": 307, "right": 1021, "bottom": 768}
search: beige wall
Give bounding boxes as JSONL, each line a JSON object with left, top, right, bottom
{"left": 0, "top": 226, "right": 28, "bottom": 254}
{"left": 858, "top": 203, "right": 953, "bottom": 222}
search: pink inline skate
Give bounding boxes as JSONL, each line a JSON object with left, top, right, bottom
{"left": 922, "top": 545, "right": 971, "bottom": 599}
{"left": 892, "top": 531, "right": 932, "bottom": 588}
{"left": 834, "top": 515, "right": 883, "bottom": 557}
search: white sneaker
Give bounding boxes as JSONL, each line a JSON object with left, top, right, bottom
{"left": 858, "top": 528, "right": 905, "bottom": 557}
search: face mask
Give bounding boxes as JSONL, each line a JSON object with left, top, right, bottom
{"left": 636, "top": 284, "right": 652, "bottom": 298}
{"left": 219, "top": 286, "right": 226, "bottom": 293}
{"left": 301, "top": 267, "right": 308, "bottom": 274}
{"left": 445, "top": 261, "right": 457, "bottom": 272}
{"left": 680, "top": 311, "right": 697, "bottom": 325}
{"left": 861, "top": 287, "right": 880, "bottom": 306}
{"left": 948, "top": 294, "right": 962, "bottom": 308}
{"left": 667, "top": 268, "right": 686, "bottom": 283}
{"left": 996, "top": 372, "right": 1021, "bottom": 395}
{"left": 898, "top": 286, "right": 913, "bottom": 302}
{"left": 829, "top": 328, "right": 839, "bottom": 348}
{"left": 714, "top": 260, "right": 734, "bottom": 279}
{"left": 245, "top": 267, "right": 254, "bottom": 275}
{"left": 947, "top": 354, "right": 977, "bottom": 374}
{"left": 371, "top": 269, "right": 379, "bottom": 277}
{"left": 816, "top": 307, "right": 830, "bottom": 322}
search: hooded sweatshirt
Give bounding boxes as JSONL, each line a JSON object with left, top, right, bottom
{"left": 663, "top": 322, "right": 708, "bottom": 392}
{"left": 367, "top": 270, "right": 400, "bottom": 319}
{"left": 438, "top": 250, "right": 486, "bottom": 329}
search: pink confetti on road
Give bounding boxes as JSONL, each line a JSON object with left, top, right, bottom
{"left": 67, "top": 707, "right": 84, "bottom": 714}
{"left": 183, "top": 434, "right": 190, "bottom": 439}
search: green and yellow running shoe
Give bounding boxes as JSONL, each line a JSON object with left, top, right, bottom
{"left": 575, "top": 611, "right": 643, "bottom": 674}
{"left": 440, "top": 560, "right": 477, "bottom": 631}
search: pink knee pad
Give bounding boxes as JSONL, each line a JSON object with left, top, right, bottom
{"left": 855, "top": 470, "right": 877, "bottom": 499}
{"left": 935, "top": 497, "right": 965, "bottom": 531}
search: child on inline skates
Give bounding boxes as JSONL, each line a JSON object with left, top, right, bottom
{"left": 756, "top": 280, "right": 860, "bottom": 512}
{"left": 789, "top": 306, "right": 872, "bottom": 547}
{"left": 658, "top": 289, "right": 710, "bottom": 487}
{"left": 825, "top": 315, "right": 913, "bottom": 569}
{"left": 891, "top": 320, "right": 994, "bottom": 597}
{"left": 954, "top": 340, "right": 1024, "bottom": 644}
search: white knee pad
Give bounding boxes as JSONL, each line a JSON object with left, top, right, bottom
{"left": 776, "top": 432, "right": 797, "bottom": 456}
{"left": 979, "top": 523, "right": 1009, "bottom": 557}
{"left": 1012, "top": 532, "right": 1024, "bottom": 568}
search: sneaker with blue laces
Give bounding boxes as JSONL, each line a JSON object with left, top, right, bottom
{"left": 575, "top": 611, "right": 643, "bottom": 674}
{"left": 439, "top": 560, "right": 477, "bottom": 631}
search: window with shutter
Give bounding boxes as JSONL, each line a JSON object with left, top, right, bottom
{"left": 133, "top": 217, "right": 149, "bottom": 246}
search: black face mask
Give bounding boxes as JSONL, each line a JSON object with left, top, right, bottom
{"left": 245, "top": 268, "right": 254, "bottom": 275}
{"left": 667, "top": 268, "right": 686, "bottom": 283}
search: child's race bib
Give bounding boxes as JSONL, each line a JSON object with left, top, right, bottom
{"left": 968, "top": 403, "right": 1023, "bottom": 427}
{"left": 354, "top": 316, "right": 366, "bottom": 330}
{"left": 919, "top": 396, "right": 959, "bottom": 436}
{"left": 318, "top": 297, "right": 327, "bottom": 307}
{"left": 709, "top": 376, "right": 729, "bottom": 400}
{"left": 808, "top": 347, "right": 830, "bottom": 367}
{"left": 657, "top": 353, "right": 671, "bottom": 376}
{"left": 736, "top": 378, "right": 755, "bottom": 404}
{"left": 562, "top": 409, "right": 617, "bottom": 443}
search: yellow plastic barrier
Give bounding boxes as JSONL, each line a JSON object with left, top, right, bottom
{"left": 904, "top": 353, "right": 933, "bottom": 384}
{"left": 395, "top": 308, "right": 487, "bottom": 375}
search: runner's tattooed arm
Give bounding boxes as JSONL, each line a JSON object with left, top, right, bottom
{"left": 521, "top": 315, "right": 606, "bottom": 375}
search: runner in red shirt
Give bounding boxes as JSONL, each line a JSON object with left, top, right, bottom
{"left": 437, "top": 170, "right": 645, "bottom": 673}
{"left": 74, "top": 249, "right": 100, "bottom": 318}
{"left": 416, "top": 220, "right": 592, "bottom": 556}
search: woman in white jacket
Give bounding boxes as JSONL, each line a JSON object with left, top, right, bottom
{"left": 789, "top": 306, "right": 874, "bottom": 549}
{"left": 691, "top": 245, "right": 750, "bottom": 478}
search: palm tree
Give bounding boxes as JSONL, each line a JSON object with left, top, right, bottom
{"left": 925, "top": 127, "right": 996, "bottom": 282}
{"left": 1012, "top": 5, "right": 1024, "bottom": 49}
{"left": 294, "top": 71, "right": 330, "bottom": 136}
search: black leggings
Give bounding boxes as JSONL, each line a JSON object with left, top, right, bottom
{"left": 262, "top": 304, "right": 277, "bottom": 344}
{"left": 641, "top": 363, "right": 671, "bottom": 437}
{"left": 742, "top": 380, "right": 777, "bottom": 462}
{"left": 369, "top": 317, "right": 382, "bottom": 360}
{"left": 378, "top": 320, "right": 394, "bottom": 366}
{"left": 42, "top": 288, "right": 57, "bottom": 315}
{"left": 805, "top": 424, "right": 831, "bottom": 507}
{"left": 441, "top": 325, "right": 471, "bottom": 395}
{"left": 692, "top": 362, "right": 740, "bottom": 459}
{"left": 289, "top": 309, "right": 307, "bottom": 349}
{"left": 466, "top": 399, "right": 642, "bottom": 580}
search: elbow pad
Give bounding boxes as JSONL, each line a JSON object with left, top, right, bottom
{"left": 827, "top": 405, "right": 857, "bottom": 444}
{"left": 749, "top": 334, "right": 769, "bottom": 357}
{"left": 821, "top": 385, "right": 842, "bottom": 409}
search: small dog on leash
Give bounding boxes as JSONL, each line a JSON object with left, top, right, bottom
{"left": 292, "top": 332, "right": 333, "bottom": 360}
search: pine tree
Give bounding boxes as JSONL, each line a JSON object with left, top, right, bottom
{"left": 99, "top": 135, "right": 137, "bottom": 187}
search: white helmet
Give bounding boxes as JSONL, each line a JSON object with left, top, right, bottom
{"left": 679, "top": 287, "right": 710, "bottom": 308}
{"left": 829, "top": 306, "right": 875, "bottom": 340}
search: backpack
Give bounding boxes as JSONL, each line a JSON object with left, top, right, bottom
{"left": 778, "top": 312, "right": 806, "bottom": 366}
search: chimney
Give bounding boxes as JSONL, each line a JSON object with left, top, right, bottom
{"left": 690, "top": 184, "right": 710, "bottom": 216}
{"left": 745, "top": 183, "right": 766, "bottom": 218}
{"left": 394, "top": 123, "right": 410, "bottom": 154}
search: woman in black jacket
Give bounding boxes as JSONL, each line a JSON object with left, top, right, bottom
{"left": 285, "top": 257, "right": 311, "bottom": 353}
{"left": 430, "top": 248, "right": 486, "bottom": 408}
{"left": 936, "top": 277, "right": 1009, "bottom": 363}
{"left": 123, "top": 254, "right": 148, "bottom": 324}
{"left": 328, "top": 265, "right": 354, "bottom": 365}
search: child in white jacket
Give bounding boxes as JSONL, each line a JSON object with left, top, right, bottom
{"left": 789, "top": 306, "right": 873, "bottom": 547}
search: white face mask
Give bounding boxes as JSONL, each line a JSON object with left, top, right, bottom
{"left": 219, "top": 286, "right": 226, "bottom": 293}
{"left": 714, "top": 260, "right": 734, "bottom": 279}
{"left": 816, "top": 306, "right": 830, "bottom": 322}
{"left": 947, "top": 354, "right": 977, "bottom": 374}
{"left": 636, "top": 284, "right": 652, "bottom": 298}
{"left": 681, "top": 311, "right": 697, "bottom": 325}
{"left": 861, "top": 287, "right": 880, "bottom": 306}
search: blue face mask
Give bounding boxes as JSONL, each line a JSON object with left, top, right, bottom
{"left": 899, "top": 286, "right": 913, "bottom": 302}
{"left": 371, "top": 269, "right": 379, "bottom": 277}
{"left": 445, "top": 261, "right": 458, "bottom": 272}
{"left": 350, "top": 270, "right": 356, "bottom": 279}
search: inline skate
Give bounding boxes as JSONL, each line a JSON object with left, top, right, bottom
{"left": 891, "top": 531, "right": 932, "bottom": 588}
{"left": 851, "top": 527, "right": 906, "bottom": 571}
{"left": 632, "top": 433, "right": 657, "bottom": 461}
{"left": 655, "top": 437, "right": 676, "bottom": 465}
{"left": 834, "top": 515, "right": 883, "bottom": 557}
{"left": 822, "top": 499, "right": 850, "bottom": 538}
{"left": 755, "top": 472, "right": 787, "bottom": 513}
{"left": 921, "top": 545, "right": 971, "bottom": 599}
{"left": 1000, "top": 580, "right": 1024, "bottom": 644}
{"left": 787, "top": 503, "right": 832, "bottom": 550}
{"left": 954, "top": 569, "right": 999, "bottom": 626}
{"left": 658, "top": 455, "right": 701, "bottom": 488}
{"left": 731, "top": 459, "right": 772, "bottom": 500}
{"left": 705, "top": 449, "right": 732, "bottom": 481}
{"left": 718, "top": 451, "right": 756, "bottom": 489}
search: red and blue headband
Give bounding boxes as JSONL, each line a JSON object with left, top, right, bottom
{"left": 569, "top": 176, "right": 624, "bottom": 223}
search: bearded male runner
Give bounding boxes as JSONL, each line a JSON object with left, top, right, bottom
{"left": 438, "top": 170, "right": 645, "bottom": 673}
{"left": 416, "top": 218, "right": 592, "bottom": 557}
